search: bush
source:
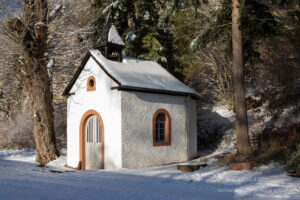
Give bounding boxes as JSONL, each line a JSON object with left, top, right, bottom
{"left": 286, "top": 143, "right": 300, "bottom": 170}
{"left": 0, "top": 113, "right": 34, "bottom": 149}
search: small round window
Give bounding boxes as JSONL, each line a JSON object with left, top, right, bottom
{"left": 87, "top": 76, "right": 96, "bottom": 91}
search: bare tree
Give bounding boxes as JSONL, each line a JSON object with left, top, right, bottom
{"left": 196, "top": 48, "right": 234, "bottom": 109}
{"left": 1, "top": 0, "right": 94, "bottom": 151}
{"left": 8, "top": 0, "right": 59, "bottom": 164}
{"left": 0, "top": 0, "right": 22, "bottom": 119}
{"left": 232, "top": 0, "right": 252, "bottom": 159}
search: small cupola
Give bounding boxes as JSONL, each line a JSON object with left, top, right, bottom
{"left": 94, "top": 14, "right": 124, "bottom": 62}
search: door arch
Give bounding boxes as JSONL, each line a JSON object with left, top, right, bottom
{"left": 80, "top": 110, "right": 104, "bottom": 170}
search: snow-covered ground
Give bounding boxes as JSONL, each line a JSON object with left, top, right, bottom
{"left": 0, "top": 150, "right": 299, "bottom": 200}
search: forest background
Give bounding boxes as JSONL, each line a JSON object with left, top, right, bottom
{"left": 0, "top": 0, "right": 299, "bottom": 167}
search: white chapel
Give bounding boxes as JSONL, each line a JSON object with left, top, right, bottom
{"left": 63, "top": 16, "right": 199, "bottom": 170}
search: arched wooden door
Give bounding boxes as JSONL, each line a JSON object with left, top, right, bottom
{"left": 85, "top": 115, "right": 102, "bottom": 170}
{"left": 80, "top": 110, "right": 104, "bottom": 170}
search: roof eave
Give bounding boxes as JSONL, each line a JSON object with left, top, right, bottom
{"left": 112, "top": 85, "right": 200, "bottom": 99}
{"left": 94, "top": 42, "right": 124, "bottom": 49}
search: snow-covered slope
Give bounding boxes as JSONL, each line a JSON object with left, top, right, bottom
{"left": 0, "top": 150, "right": 299, "bottom": 200}
{"left": 197, "top": 104, "right": 236, "bottom": 153}
{"left": 197, "top": 99, "right": 300, "bottom": 154}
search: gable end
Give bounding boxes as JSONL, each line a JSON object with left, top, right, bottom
{"left": 62, "top": 52, "right": 121, "bottom": 96}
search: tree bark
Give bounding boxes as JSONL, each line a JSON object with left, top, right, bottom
{"left": 11, "top": 0, "right": 59, "bottom": 165}
{"left": 232, "top": 0, "right": 252, "bottom": 160}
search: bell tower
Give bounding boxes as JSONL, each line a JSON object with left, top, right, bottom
{"left": 94, "top": 15, "right": 124, "bottom": 62}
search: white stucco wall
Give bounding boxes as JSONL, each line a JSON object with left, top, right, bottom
{"left": 67, "top": 57, "right": 122, "bottom": 169}
{"left": 187, "top": 98, "right": 197, "bottom": 160}
{"left": 121, "top": 91, "right": 197, "bottom": 169}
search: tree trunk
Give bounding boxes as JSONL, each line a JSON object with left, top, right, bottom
{"left": 11, "top": 0, "right": 59, "bottom": 165}
{"left": 232, "top": 0, "right": 252, "bottom": 159}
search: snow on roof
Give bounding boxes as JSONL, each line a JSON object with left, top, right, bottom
{"left": 108, "top": 25, "right": 125, "bottom": 46}
{"left": 89, "top": 50, "right": 199, "bottom": 97}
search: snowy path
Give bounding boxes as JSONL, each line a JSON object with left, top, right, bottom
{"left": 0, "top": 150, "right": 300, "bottom": 200}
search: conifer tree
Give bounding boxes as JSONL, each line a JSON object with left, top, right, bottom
{"left": 91, "top": 0, "right": 183, "bottom": 79}
{"left": 232, "top": 0, "right": 252, "bottom": 159}
{"left": 191, "top": 0, "right": 279, "bottom": 159}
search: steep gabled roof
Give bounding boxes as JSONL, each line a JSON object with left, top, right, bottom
{"left": 63, "top": 50, "right": 200, "bottom": 98}
{"left": 94, "top": 15, "right": 124, "bottom": 48}
{"left": 107, "top": 24, "right": 125, "bottom": 46}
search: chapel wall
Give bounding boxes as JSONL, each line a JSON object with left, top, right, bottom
{"left": 67, "top": 57, "right": 122, "bottom": 169}
{"left": 121, "top": 91, "right": 192, "bottom": 169}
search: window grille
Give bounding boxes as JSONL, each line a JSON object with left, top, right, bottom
{"left": 155, "top": 113, "right": 166, "bottom": 142}
{"left": 86, "top": 115, "right": 102, "bottom": 143}
{"left": 153, "top": 109, "right": 171, "bottom": 146}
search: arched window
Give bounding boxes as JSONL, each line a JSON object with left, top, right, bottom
{"left": 87, "top": 76, "right": 96, "bottom": 91}
{"left": 153, "top": 109, "right": 171, "bottom": 146}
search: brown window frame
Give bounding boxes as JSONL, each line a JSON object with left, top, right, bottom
{"left": 153, "top": 109, "right": 171, "bottom": 146}
{"left": 87, "top": 76, "right": 96, "bottom": 91}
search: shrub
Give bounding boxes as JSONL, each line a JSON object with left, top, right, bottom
{"left": 285, "top": 143, "right": 300, "bottom": 170}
